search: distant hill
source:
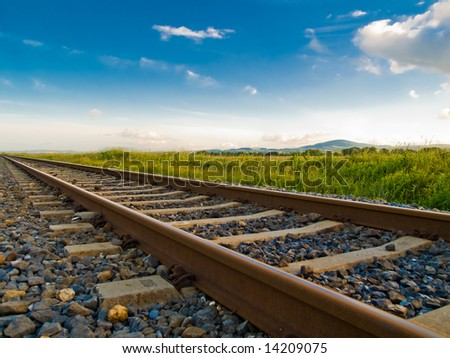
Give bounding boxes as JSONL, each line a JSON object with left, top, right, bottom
{"left": 207, "top": 139, "right": 376, "bottom": 153}
{"left": 296, "top": 139, "right": 373, "bottom": 151}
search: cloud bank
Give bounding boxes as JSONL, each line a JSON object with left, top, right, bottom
{"left": 354, "top": 0, "right": 450, "bottom": 75}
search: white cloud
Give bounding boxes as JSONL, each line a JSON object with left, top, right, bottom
{"left": 409, "top": 90, "right": 420, "bottom": 99}
{"left": 354, "top": 1, "right": 450, "bottom": 75}
{"left": 351, "top": 10, "right": 367, "bottom": 18}
{"left": 23, "top": 39, "right": 43, "bottom": 47}
{"left": 120, "top": 128, "right": 166, "bottom": 144}
{"left": 152, "top": 25, "right": 234, "bottom": 43}
{"left": 435, "top": 82, "right": 450, "bottom": 94}
{"left": 88, "top": 108, "right": 103, "bottom": 119}
{"left": 355, "top": 57, "right": 381, "bottom": 75}
{"left": 98, "top": 55, "right": 135, "bottom": 69}
{"left": 139, "top": 57, "right": 168, "bottom": 71}
{"left": 389, "top": 60, "right": 416, "bottom": 74}
{"left": 186, "top": 70, "right": 218, "bottom": 87}
{"left": 32, "top": 79, "right": 46, "bottom": 90}
{"left": 438, "top": 107, "right": 450, "bottom": 119}
{"left": 63, "top": 46, "right": 84, "bottom": 55}
{"left": 305, "top": 28, "right": 329, "bottom": 54}
{"left": 0, "top": 78, "right": 13, "bottom": 87}
{"left": 243, "top": 85, "right": 258, "bottom": 95}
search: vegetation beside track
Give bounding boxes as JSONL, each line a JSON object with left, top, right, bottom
{"left": 7, "top": 147, "right": 450, "bottom": 210}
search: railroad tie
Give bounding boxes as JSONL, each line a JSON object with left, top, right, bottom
{"left": 39, "top": 210, "right": 75, "bottom": 219}
{"left": 96, "top": 187, "right": 167, "bottom": 196}
{"left": 64, "top": 242, "right": 122, "bottom": 258}
{"left": 141, "top": 202, "right": 241, "bottom": 215}
{"left": 93, "top": 276, "right": 182, "bottom": 310}
{"left": 49, "top": 223, "right": 95, "bottom": 234}
{"left": 410, "top": 305, "right": 450, "bottom": 337}
{"left": 126, "top": 195, "right": 209, "bottom": 207}
{"left": 29, "top": 195, "right": 58, "bottom": 202}
{"left": 212, "top": 220, "right": 344, "bottom": 246}
{"left": 168, "top": 209, "right": 285, "bottom": 228}
{"left": 282, "top": 235, "right": 433, "bottom": 275}
{"left": 104, "top": 191, "right": 185, "bottom": 200}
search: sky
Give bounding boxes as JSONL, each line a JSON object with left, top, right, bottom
{"left": 1, "top": 0, "right": 450, "bottom": 151}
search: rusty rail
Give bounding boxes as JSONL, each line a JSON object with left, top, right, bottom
{"left": 8, "top": 155, "right": 450, "bottom": 242}
{"left": 5, "top": 156, "right": 446, "bottom": 337}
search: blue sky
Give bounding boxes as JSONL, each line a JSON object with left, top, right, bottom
{"left": 1, "top": 0, "right": 449, "bottom": 151}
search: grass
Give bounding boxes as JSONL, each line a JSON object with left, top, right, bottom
{"left": 8, "top": 147, "right": 450, "bottom": 211}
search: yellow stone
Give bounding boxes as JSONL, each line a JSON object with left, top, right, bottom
{"left": 108, "top": 304, "right": 128, "bottom": 324}
{"left": 0, "top": 254, "right": 5, "bottom": 265}
{"left": 2, "top": 290, "right": 26, "bottom": 302}
{"left": 181, "top": 326, "right": 207, "bottom": 338}
{"left": 97, "top": 270, "right": 113, "bottom": 281}
{"left": 5, "top": 219, "right": 15, "bottom": 226}
{"left": 56, "top": 288, "right": 75, "bottom": 302}
{"left": 94, "top": 235, "right": 107, "bottom": 242}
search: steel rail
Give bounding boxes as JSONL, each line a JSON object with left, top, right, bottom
{"left": 4, "top": 156, "right": 444, "bottom": 337}
{"left": 8, "top": 155, "right": 450, "bottom": 242}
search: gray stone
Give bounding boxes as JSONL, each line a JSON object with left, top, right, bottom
{"left": 400, "top": 279, "right": 420, "bottom": 292}
{"left": 388, "top": 304, "right": 409, "bottom": 318}
{"left": 378, "top": 259, "right": 394, "bottom": 270}
{"left": 385, "top": 243, "right": 396, "bottom": 252}
{"left": 119, "top": 267, "right": 138, "bottom": 280}
{"left": 128, "top": 317, "right": 148, "bottom": 332}
{"left": 48, "top": 328, "right": 69, "bottom": 338}
{"left": 0, "top": 314, "right": 23, "bottom": 327}
{"left": 32, "top": 298, "right": 59, "bottom": 311}
{"left": 97, "top": 319, "right": 113, "bottom": 331}
{"left": 236, "top": 320, "right": 249, "bottom": 336}
{"left": 193, "top": 307, "right": 217, "bottom": 327}
{"left": 70, "top": 325, "right": 95, "bottom": 338}
{"left": 83, "top": 296, "right": 98, "bottom": 310}
{"left": 37, "top": 322, "right": 63, "bottom": 337}
{"left": 31, "top": 309, "right": 58, "bottom": 323}
{"left": 112, "top": 329, "right": 145, "bottom": 338}
{"left": 169, "top": 314, "right": 185, "bottom": 329}
{"left": 94, "top": 327, "right": 108, "bottom": 338}
{"left": 64, "top": 315, "right": 89, "bottom": 331}
{"left": 6, "top": 269, "right": 20, "bottom": 278}
{"left": 372, "top": 298, "right": 393, "bottom": 310}
{"left": 4, "top": 315, "right": 36, "bottom": 337}
{"left": 11, "top": 260, "right": 29, "bottom": 271}
{"left": 388, "top": 291, "right": 406, "bottom": 304}
{"left": 381, "top": 270, "right": 401, "bottom": 281}
{"left": 222, "top": 319, "right": 237, "bottom": 334}
{"left": 424, "top": 298, "right": 443, "bottom": 309}
{"left": 143, "top": 255, "right": 160, "bottom": 269}
{"left": 28, "top": 276, "right": 45, "bottom": 286}
{"left": 67, "top": 302, "right": 91, "bottom": 316}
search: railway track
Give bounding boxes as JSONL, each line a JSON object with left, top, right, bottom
{"left": 2, "top": 155, "right": 450, "bottom": 337}
{"left": 0, "top": 158, "right": 265, "bottom": 338}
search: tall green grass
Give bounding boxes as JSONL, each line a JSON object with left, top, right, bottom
{"left": 10, "top": 147, "right": 450, "bottom": 210}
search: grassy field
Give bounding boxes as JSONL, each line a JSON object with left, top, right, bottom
{"left": 10, "top": 147, "right": 450, "bottom": 211}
